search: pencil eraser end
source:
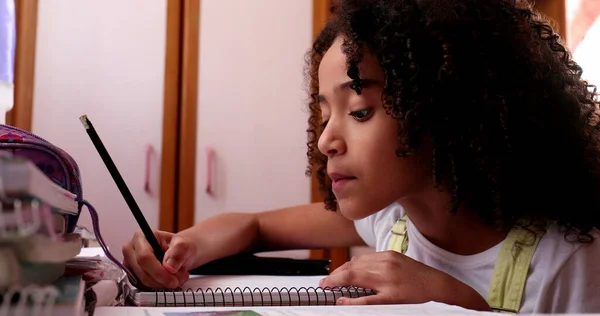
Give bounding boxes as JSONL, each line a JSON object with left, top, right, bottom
{"left": 79, "top": 115, "right": 90, "bottom": 129}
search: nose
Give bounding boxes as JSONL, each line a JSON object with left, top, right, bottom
{"left": 317, "top": 119, "right": 346, "bottom": 158}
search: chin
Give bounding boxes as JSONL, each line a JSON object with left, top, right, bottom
{"left": 336, "top": 199, "right": 374, "bottom": 221}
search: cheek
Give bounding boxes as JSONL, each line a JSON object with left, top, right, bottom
{"left": 363, "top": 139, "right": 427, "bottom": 194}
{"left": 362, "top": 127, "right": 402, "bottom": 173}
{"left": 365, "top": 118, "right": 428, "bottom": 189}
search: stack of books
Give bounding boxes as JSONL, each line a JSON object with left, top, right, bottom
{"left": 0, "top": 154, "right": 87, "bottom": 316}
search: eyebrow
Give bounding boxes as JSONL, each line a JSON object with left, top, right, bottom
{"left": 318, "top": 78, "right": 381, "bottom": 103}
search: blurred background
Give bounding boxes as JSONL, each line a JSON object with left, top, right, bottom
{"left": 0, "top": 0, "right": 597, "bottom": 271}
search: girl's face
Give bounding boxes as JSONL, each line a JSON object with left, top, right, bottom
{"left": 317, "top": 37, "right": 431, "bottom": 220}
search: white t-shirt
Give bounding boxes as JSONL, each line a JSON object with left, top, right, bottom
{"left": 354, "top": 202, "right": 600, "bottom": 314}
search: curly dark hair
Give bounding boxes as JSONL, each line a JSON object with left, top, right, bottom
{"left": 305, "top": 0, "right": 600, "bottom": 240}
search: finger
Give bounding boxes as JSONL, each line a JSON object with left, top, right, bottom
{"left": 320, "top": 268, "right": 378, "bottom": 288}
{"left": 154, "top": 230, "right": 175, "bottom": 251}
{"left": 132, "top": 230, "right": 158, "bottom": 257}
{"left": 129, "top": 261, "right": 167, "bottom": 289}
{"left": 137, "top": 250, "right": 179, "bottom": 289}
{"left": 337, "top": 295, "right": 385, "bottom": 305}
{"left": 132, "top": 232, "right": 179, "bottom": 288}
{"left": 321, "top": 260, "right": 360, "bottom": 286}
{"left": 328, "top": 251, "right": 405, "bottom": 282}
{"left": 163, "top": 237, "right": 193, "bottom": 274}
{"left": 135, "top": 230, "right": 173, "bottom": 254}
{"left": 123, "top": 243, "right": 173, "bottom": 289}
{"left": 175, "top": 269, "right": 190, "bottom": 287}
{"left": 328, "top": 257, "right": 377, "bottom": 277}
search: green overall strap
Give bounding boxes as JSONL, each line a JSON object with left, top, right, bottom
{"left": 387, "top": 215, "right": 548, "bottom": 314}
{"left": 487, "top": 221, "right": 547, "bottom": 314}
{"left": 388, "top": 215, "right": 409, "bottom": 254}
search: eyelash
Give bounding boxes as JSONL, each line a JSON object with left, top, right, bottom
{"left": 319, "top": 109, "right": 371, "bottom": 131}
{"left": 349, "top": 109, "right": 371, "bottom": 121}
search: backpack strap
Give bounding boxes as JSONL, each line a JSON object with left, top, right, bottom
{"left": 487, "top": 221, "right": 548, "bottom": 313}
{"left": 388, "top": 215, "right": 409, "bottom": 254}
{"left": 387, "top": 215, "right": 548, "bottom": 313}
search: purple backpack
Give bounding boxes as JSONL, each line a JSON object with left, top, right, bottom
{"left": 0, "top": 124, "right": 83, "bottom": 233}
{"left": 0, "top": 124, "right": 139, "bottom": 283}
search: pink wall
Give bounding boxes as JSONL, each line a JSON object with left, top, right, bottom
{"left": 194, "top": 1, "right": 313, "bottom": 258}
{"left": 31, "top": 0, "right": 166, "bottom": 260}
{"left": 195, "top": 1, "right": 312, "bottom": 218}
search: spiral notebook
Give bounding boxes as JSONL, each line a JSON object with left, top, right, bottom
{"left": 129, "top": 275, "right": 375, "bottom": 307}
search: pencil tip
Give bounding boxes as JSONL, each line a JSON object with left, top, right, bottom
{"left": 79, "top": 115, "right": 90, "bottom": 129}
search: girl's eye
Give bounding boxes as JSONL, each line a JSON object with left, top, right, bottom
{"left": 349, "top": 109, "right": 371, "bottom": 121}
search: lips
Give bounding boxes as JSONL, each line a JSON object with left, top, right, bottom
{"left": 328, "top": 172, "right": 357, "bottom": 191}
{"left": 328, "top": 173, "right": 355, "bottom": 182}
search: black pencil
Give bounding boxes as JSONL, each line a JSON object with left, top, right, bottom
{"left": 79, "top": 115, "right": 165, "bottom": 263}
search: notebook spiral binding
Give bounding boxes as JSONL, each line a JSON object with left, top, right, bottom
{"left": 0, "top": 284, "right": 60, "bottom": 316}
{"left": 150, "top": 285, "right": 375, "bottom": 307}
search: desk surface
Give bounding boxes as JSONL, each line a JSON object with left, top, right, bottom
{"left": 93, "top": 302, "right": 502, "bottom": 316}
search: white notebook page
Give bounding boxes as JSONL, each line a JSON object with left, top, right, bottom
{"left": 181, "top": 275, "right": 325, "bottom": 291}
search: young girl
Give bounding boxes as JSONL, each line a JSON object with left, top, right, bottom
{"left": 122, "top": 0, "right": 600, "bottom": 313}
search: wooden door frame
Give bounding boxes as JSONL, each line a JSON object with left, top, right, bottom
{"left": 159, "top": 0, "right": 199, "bottom": 233}
{"left": 6, "top": 0, "right": 38, "bottom": 131}
{"left": 533, "top": 0, "right": 566, "bottom": 40}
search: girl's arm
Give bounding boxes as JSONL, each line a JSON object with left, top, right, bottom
{"left": 179, "top": 202, "right": 366, "bottom": 268}
{"left": 123, "top": 202, "right": 365, "bottom": 289}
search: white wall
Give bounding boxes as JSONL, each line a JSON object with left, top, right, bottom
{"left": 567, "top": 0, "right": 600, "bottom": 88}
{"left": 573, "top": 17, "right": 600, "bottom": 88}
{"left": 194, "top": 1, "right": 312, "bottom": 257}
{"left": 32, "top": 0, "right": 166, "bottom": 261}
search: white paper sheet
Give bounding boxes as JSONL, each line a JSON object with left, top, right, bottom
{"left": 180, "top": 275, "right": 325, "bottom": 291}
{"left": 94, "top": 302, "right": 502, "bottom": 316}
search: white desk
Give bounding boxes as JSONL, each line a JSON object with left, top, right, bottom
{"left": 93, "top": 302, "right": 501, "bottom": 316}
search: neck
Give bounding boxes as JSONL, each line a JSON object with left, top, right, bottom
{"left": 398, "top": 188, "right": 509, "bottom": 255}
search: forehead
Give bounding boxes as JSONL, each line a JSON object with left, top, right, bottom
{"left": 318, "top": 37, "right": 384, "bottom": 90}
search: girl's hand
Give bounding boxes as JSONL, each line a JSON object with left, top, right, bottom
{"left": 319, "top": 251, "right": 491, "bottom": 311}
{"left": 122, "top": 230, "right": 197, "bottom": 289}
